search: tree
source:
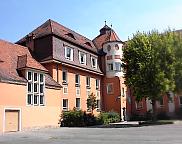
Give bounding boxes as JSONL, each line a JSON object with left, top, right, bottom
{"left": 122, "top": 30, "right": 176, "bottom": 120}
{"left": 87, "top": 93, "right": 97, "bottom": 114}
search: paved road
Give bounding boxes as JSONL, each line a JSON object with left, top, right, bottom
{"left": 0, "top": 124, "right": 182, "bottom": 144}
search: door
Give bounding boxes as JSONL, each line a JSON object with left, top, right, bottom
{"left": 168, "top": 93, "right": 175, "bottom": 113}
{"left": 5, "top": 110, "right": 19, "bottom": 132}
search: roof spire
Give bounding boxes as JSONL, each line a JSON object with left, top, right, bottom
{"left": 110, "top": 24, "right": 112, "bottom": 28}
{"left": 104, "top": 20, "right": 106, "bottom": 26}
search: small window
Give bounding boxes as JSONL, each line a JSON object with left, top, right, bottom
{"left": 27, "top": 94, "right": 33, "bottom": 105}
{"left": 28, "top": 71, "right": 32, "bottom": 81}
{"left": 34, "top": 95, "right": 39, "bottom": 105}
{"left": 34, "top": 83, "right": 38, "bottom": 93}
{"left": 40, "top": 74, "right": 44, "bottom": 83}
{"left": 115, "top": 44, "right": 119, "bottom": 50}
{"left": 86, "top": 77, "right": 90, "bottom": 88}
{"left": 96, "top": 79, "right": 100, "bottom": 90}
{"left": 40, "top": 84, "right": 44, "bottom": 93}
{"left": 79, "top": 51, "right": 86, "bottom": 65}
{"left": 122, "top": 87, "right": 125, "bottom": 97}
{"left": 62, "top": 70, "right": 67, "bottom": 83}
{"left": 107, "top": 45, "right": 111, "bottom": 52}
{"left": 96, "top": 99, "right": 101, "bottom": 111}
{"left": 40, "top": 95, "right": 44, "bottom": 105}
{"left": 107, "top": 83, "right": 113, "bottom": 94}
{"left": 34, "top": 73, "right": 38, "bottom": 82}
{"left": 179, "top": 96, "right": 182, "bottom": 105}
{"left": 76, "top": 87, "right": 80, "bottom": 96}
{"left": 86, "top": 89, "right": 90, "bottom": 97}
{"left": 63, "top": 86, "right": 68, "bottom": 94}
{"left": 63, "top": 99, "right": 68, "bottom": 111}
{"left": 91, "top": 57, "right": 97, "bottom": 69}
{"left": 108, "top": 63, "right": 114, "bottom": 71}
{"left": 115, "top": 62, "right": 121, "bottom": 72}
{"left": 75, "top": 74, "right": 80, "bottom": 86}
{"left": 76, "top": 98, "right": 81, "bottom": 110}
{"left": 65, "top": 47, "right": 73, "bottom": 61}
{"left": 28, "top": 83, "right": 32, "bottom": 93}
{"left": 136, "top": 101, "right": 143, "bottom": 109}
{"left": 159, "top": 97, "right": 164, "bottom": 106}
{"left": 66, "top": 33, "right": 75, "bottom": 39}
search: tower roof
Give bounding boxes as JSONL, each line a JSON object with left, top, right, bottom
{"left": 93, "top": 24, "right": 122, "bottom": 49}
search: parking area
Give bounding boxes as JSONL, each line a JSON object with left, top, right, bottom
{"left": 0, "top": 123, "right": 182, "bottom": 144}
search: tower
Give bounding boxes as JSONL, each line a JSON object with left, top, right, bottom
{"left": 93, "top": 23, "right": 127, "bottom": 121}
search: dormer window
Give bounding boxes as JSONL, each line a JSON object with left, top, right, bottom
{"left": 91, "top": 56, "right": 97, "bottom": 69}
{"left": 66, "top": 33, "right": 75, "bottom": 40}
{"left": 85, "top": 42, "right": 92, "bottom": 47}
{"left": 65, "top": 47, "right": 73, "bottom": 61}
{"left": 27, "top": 70, "right": 45, "bottom": 106}
{"left": 115, "top": 44, "right": 119, "bottom": 50}
{"left": 79, "top": 51, "right": 86, "bottom": 65}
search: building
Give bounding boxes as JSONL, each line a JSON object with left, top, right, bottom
{"left": 1, "top": 19, "right": 182, "bottom": 133}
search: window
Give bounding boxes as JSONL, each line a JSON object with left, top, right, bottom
{"left": 76, "top": 87, "right": 80, "bottom": 96}
{"left": 107, "top": 83, "right": 113, "bottom": 94}
{"left": 96, "top": 79, "right": 100, "bottom": 90}
{"left": 63, "top": 86, "right": 68, "bottom": 94}
{"left": 86, "top": 89, "right": 90, "bottom": 97}
{"left": 159, "top": 97, "right": 164, "bottom": 106}
{"left": 115, "top": 62, "right": 121, "bottom": 72}
{"left": 75, "top": 74, "right": 80, "bottom": 86}
{"left": 179, "top": 96, "right": 182, "bottom": 105}
{"left": 136, "top": 101, "right": 143, "bottom": 109}
{"left": 27, "top": 71, "right": 45, "bottom": 106}
{"left": 96, "top": 90, "right": 100, "bottom": 98}
{"left": 65, "top": 47, "right": 73, "bottom": 61}
{"left": 122, "top": 87, "right": 125, "bottom": 97}
{"left": 107, "top": 45, "right": 111, "bottom": 52}
{"left": 62, "top": 70, "right": 67, "bottom": 83}
{"left": 76, "top": 98, "right": 81, "bottom": 110}
{"left": 108, "top": 63, "right": 114, "bottom": 71}
{"left": 62, "top": 99, "right": 68, "bottom": 111}
{"left": 91, "top": 57, "right": 97, "bottom": 69}
{"left": 79, "top": 51, "right": 86, "bottom": 65}
{"left": 115, "top": 44, "right": 119, "bottom": 50}
{"left": 86, "top": 77, "right": 90, "bottom": 88}
{"left": 96, "top": 99, "right": 101, "bottom": 111}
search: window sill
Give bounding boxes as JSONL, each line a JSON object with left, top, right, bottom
{"left": 75, "top": 84, "right": 80, "bottom": 87}
{"left": 86, "top": 86, "right": 91, "bottom": 89}
{"left": 62, "top": 82, "right": 68, "bottom": 85}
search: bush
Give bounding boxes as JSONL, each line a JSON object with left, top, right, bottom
{"left": 130, "top": 111, "right": 152, "bottom": 121}
{"left": 157, "top": 112, "right": 170, "bottom": 120}
{"left": 98, "top": 111, "right": 120, "bottom": 125}
{"left": 60, "top": 109, "right": 98, "bottom": 127}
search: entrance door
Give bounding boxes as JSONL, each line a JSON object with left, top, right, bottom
{"left": 5, "top": 110, "right": 19, "bottom": 132}
{"left": 168, "top": 93, "right": 175, "bottom": 113}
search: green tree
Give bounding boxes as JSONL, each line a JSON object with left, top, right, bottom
{"left": 87, "top": 93, "right": 97, "bottom": 114}
{"left": 122, "top": 30, "right": 176, "bottom": 120}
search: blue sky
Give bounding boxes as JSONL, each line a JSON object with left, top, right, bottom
{"left": 1, "top": 0, "right": 182, "bottom": 42}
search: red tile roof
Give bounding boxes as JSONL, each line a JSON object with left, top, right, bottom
{"left": 93, "top": 25, "right": 122, "bottom": 49}
{"left": 0, "top": 39, "right": 61, "bottom": 88}
{"left": 17, "top": 19, "right": 97, "bottom": 53}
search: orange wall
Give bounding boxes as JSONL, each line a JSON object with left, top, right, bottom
{"left": 44, "top": 63, "right": 102, "bottom": 114}
{"left": 0, "top": 82, "right": 61, "bottom": 132}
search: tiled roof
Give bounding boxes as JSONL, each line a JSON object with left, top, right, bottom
{"left": 93, "top": 25, "right": 121, "bottom": 49}
{"left": 0, "top": 40, "right": 61, "bottom": 88}
{"left": 17, "top": 19, "right": 98, "bottom": 53}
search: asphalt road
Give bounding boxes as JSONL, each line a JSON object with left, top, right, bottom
{"left": 0, "top": 124, "right": 182, "bottom": 144}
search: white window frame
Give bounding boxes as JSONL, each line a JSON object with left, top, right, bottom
{"left": 96, "top": 90, "right": 100, "bottom": 98}
{"left": 107, "top": 83, "right": 113, "bottom": 94}
{"left": 63, "top": 86, "right": 68, "bottom": 94}
{"left": 62, "top": 70, "right": 68, "bottom": 83}
{"left": 107, "top": 63, "right": 114, "bottom": 71}
{"left": 91, "top": 56, "right": 97, "bottom": 69}
{"left": 75, "top": 74, "right": 80, "bottom": 86}
{"left": 79, "top": 51, "right": 86, "bottom": 65}
{"left": 26, "top": 70, "right": 45, "bottom": 106}
{"left": 121, "top": 87, "right": 125, "bottom": 97}
{"left": 115, "top": 62, "right": 121, "bottom": 72}
{"left": 65, "top": 47, "right": 73, "bottom": 61}
{"left": 76, "top": 98, "right": 81, "bottom": 110}
{"left": 86, "top": 77, "right": 91, "bottom": 88}
{"left": 96, "top": 79, "right": 100, "bottom": 90}
{"left": 76, "top": 87, "right": 80, "bottom": 96}
{"left": 62, "top": 99, "right": 68, "bottom": 111}
{"left": 96, "top": 99, "right": 101, "bottom": 111}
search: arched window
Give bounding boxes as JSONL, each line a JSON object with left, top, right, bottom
{"left": 115, "top": 44, "right": 119, "bottom": 50}
{"left": 107, "top": 45, "right": 111, "bottom": 52}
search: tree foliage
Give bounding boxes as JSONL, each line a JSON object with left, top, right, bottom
{"left": 87, "top": 93, "right": 97, "bottom": 114}
{"left": 122, "top": 30, "right": 177, "bottom": 119}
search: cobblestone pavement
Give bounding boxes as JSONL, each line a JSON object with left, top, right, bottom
{"left": 0, "top": 124, "right": 182, "bottom": 144}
